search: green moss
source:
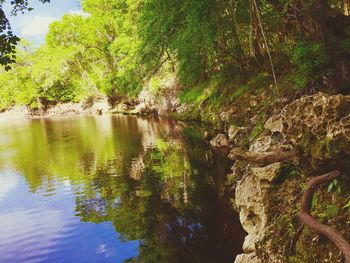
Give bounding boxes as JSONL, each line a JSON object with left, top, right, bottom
{"left": 179, "top": 82, "right": 209, "bottom": 104}
{"left": 228, "top": 72, "right": 269, "bottom": 101}
{"left": 300, "top": 133, "right": 350, "bottom": 166}
{"left": 249, "top": 122, "right": 264, "bottom": 141}
{"left": 277, "top": 161, "right": 301, "bottom": 183}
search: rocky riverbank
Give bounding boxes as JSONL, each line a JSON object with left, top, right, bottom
{"left": 215, "top": 92, "right": 350, "bottom": 263}
{"left": 111, "top": 91, "right": 350, "bottom": 262}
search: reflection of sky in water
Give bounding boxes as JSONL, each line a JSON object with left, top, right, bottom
{"left": 0, "top": 172, "right": 18, "bottom": 201}
{"left": 0, "top": 172, "right": 139, "bottom": 263}
{"left": 0, "top": 115, "right": 244, "bottom": 263}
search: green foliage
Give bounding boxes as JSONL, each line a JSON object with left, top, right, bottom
{"left": 291, "top": 42, "right": 329, "bottom": 89}
{"left": 228, "top": 72, "right": 269, "bottom": 101}
{"left": 327, "top": 179, "right": 341, "bottom": 193}
{"left": 0, "top": 0, "right": 144, "bottom": 107}
{"left": 179, "top": 82, "right": 209, "bottom": 104}
{"left": 280, "top": 161, "right": 301, "bottom": 179}
{"left": 1, "top": 0, "right": 349, "bottom": 111}
{"left": 344, "top": 196, "right": 350, "bottom": 211}
{"left": 137, "top": 0, "right": 250, "bottom": 85}
{"left": 318, "top": 204, "right": 339, "bottom": 218}
{"left": 249, "top": 122, "right": 264, "bottom": 141}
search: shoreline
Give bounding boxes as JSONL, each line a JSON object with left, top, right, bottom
{"left": 0, "top": 101, "right": 111, "bottom": 122}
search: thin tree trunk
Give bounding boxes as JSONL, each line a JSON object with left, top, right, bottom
{"left": 252, "top": 0, "right": 278, "bottom": 94}
{"left": 343, "top": 0, "right": 349, "bottom": 16}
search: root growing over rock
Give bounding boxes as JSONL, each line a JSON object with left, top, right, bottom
{"left": 299, "top": 171, "right": 350, "bottom": 263}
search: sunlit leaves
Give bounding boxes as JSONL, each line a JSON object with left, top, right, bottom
{"left": 0, "top": 0, "right": 50, "bottom": 68}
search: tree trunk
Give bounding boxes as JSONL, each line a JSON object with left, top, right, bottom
{"left": 343, "top": 0, "right": 349, "bottom": 16}
{"left": 309, "top": 0, "right": 350, "bottom": 92}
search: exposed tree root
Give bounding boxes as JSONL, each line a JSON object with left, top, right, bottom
{"left": 228, "top": 149, "right": 294, "bottom": 166}
{"left": 299, "top": 171, "right": 350, "bottom": 263}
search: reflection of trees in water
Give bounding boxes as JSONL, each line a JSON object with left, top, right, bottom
{"left": 0, "top": 115, "right": 244, "bottom": 262}
{"left": 0, "top": 116, "right": 145, "bottom": 192}
{"left": 76, "top": 139, "right": 243, "bottom": 263}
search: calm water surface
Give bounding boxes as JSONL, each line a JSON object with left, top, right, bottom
{"left": 0, "top": 115, "right": 245, "bottom": 263}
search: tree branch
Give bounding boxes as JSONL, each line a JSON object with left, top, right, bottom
{"left": 228, "top": 148, "right": 295, "bottom": 166}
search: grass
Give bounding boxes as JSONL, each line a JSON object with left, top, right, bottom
{"left": 179, "top": 81, "right": 209, "bottom": 104}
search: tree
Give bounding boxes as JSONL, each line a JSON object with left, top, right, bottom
{"left": 0, "top": 0, "right": 49, "bottom": 69}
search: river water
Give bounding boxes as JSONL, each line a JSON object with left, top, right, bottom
{"left": 0, "top": 115, "right": 245, "bottom": 263}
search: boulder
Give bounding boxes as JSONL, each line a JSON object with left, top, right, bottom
{"left": 235, "top": 253, "right": 262, "bottom": 263}
{"left": 210, "top": 134, "right": 229, "bottom": 147}
{"left": 228, "top": 125, "right": 246, "bottom": 142}
{"left": 249, "top": 136, "right": 273, "bottom": 152}
{"left": 251, "top": 162, "right": 282, "bottom": 182}
{"left": 264, "top": 116, "right": 283, "bottom": 134}
{"left": 276, "top": 92, "right": 350, "bottom": 162}
{"left": 228, "top": 125, "right": 247, "bottom": 146}
{"left": 234, "top": 163, "right": 282, "bottom": 263}
{"left": 235, "top": 173, "right": 267, "bottom": 253}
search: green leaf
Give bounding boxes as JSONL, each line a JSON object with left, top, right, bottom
{"left": 333, "top": 179, "right": 338, "bottom": 186}
{"left": 327, "top": 182, "right": 334, "bottom": 193}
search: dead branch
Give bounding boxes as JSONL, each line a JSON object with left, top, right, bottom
{"left": 228, "top": 149, "right": 295, "bottom": 166}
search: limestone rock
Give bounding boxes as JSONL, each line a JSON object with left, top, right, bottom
{"left": 226, "top": 161, "right": 249, "bottom": 197}
{"left": 210, "top": 134, "right": 229, "bottom": 147}
{"left": 134, "top": 76, "right": 180, "bottom": 116}
{"left": 158, "top": 78, "right": 180, "bottom": 115}
{"left": 134, "top": 103, "right": 158, "bottom": 116}
{"left": 228, "top": 125, "right": 247, "bottom": 146}
{"left": 277, "top": 92, "right": 350, "bottom": 161}
{"left": 264, "top": 116, "right": 283, "bottom": 134}
{"left": 251, "top": 163, "right": 282, "bottom": 182}
{"left": 281, "top": 92, "right": 350, "bottom": 143}
{"left": 249, "top": 135, "right": 293, "bottom": 153}
{"left": 233, "top": 92, "right": 350, "bottom": 262}
{"left": 228, "top": 125, "right": 246, "bottom": 143}
{"left": 234, "top": 163, "right": 282, "bottom": 262}
{"left": 91, "top": 99, "right": 110, "bottom": 113}
{"left": 235, "top": 253, "right": 262, "bottom": 263}
{"left": 235, "top": 171, "right": 269, "bottom": 252}
{"left": 249, "top": 136, "right": 273, "bottom": 152}
{"left": 228, "top": 125, "right": 240, "bottom": 141}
